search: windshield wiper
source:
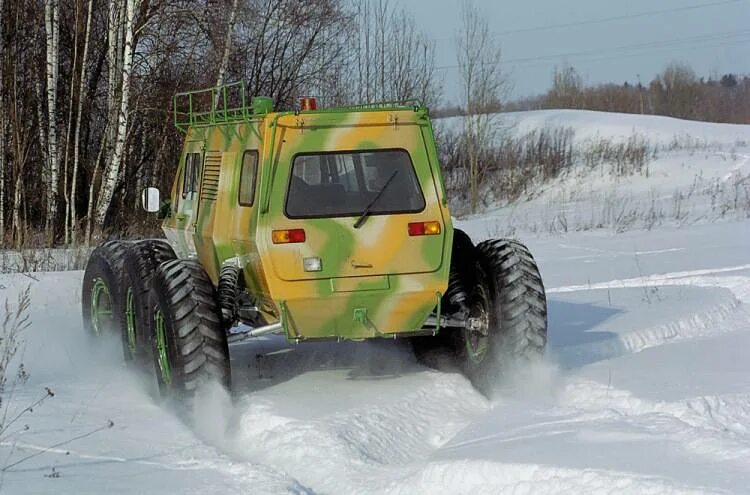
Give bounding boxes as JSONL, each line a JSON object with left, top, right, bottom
{"left": 353, "top": 170, "right": 398, "bottom": 229}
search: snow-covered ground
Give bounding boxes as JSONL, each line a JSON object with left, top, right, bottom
{"left": 440, "top": 110, "right": 750, "bottom": 231}
{"left": 1, "top": 110, "right": 750, "bottom": 494}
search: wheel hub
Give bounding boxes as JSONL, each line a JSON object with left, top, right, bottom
{"left": 154, "top": 310, "right": 172, "bottom": 385}
{"left": 125, "top": 288, "right": 136, "bottom": 356}
{"left": 90, "top": 278, "right": 112, "bottom": 335}
{"left": 464, "top": 299, "right": 490, "bottom": 363}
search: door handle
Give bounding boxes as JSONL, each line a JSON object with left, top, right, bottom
{"left": 351, "top": 260, "right": 373, "bottom": 269}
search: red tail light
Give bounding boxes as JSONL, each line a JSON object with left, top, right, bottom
{"left": 408, "top": 221, "right": 441, "bottom": 236}
{"left": 272, "top": 229, "right": 306, "bottom": 244}
{"left": 300, "top": 97, "right": 317, "bottom": 111}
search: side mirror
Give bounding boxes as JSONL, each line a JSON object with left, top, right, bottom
{"left": 141, "top": 187, "right": 160, "bottom": 213}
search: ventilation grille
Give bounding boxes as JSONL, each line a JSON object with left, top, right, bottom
{"left": 200, "top": 152, "right": 222, "bottom": 201}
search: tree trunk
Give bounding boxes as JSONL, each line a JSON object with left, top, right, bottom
{"left": 12, "top": 172, "right": 22, "bottom": 248}
{"left": 214, "top": 0, "right": 239, "bottom": 107}
{"left": 85, "top": 139, "right": 105, "bottom": 245}
{"left": 0, "top": 0, "right": 5, "bottom": 240}
{"left": 63, "top": 0, "right": 81, "bottom": 245}
{"left": 93, "top": 0, "right": 139, "bottom": 239}
{"left": 70, "top": 0, "right": 94, "bottom": 245}
{"left": 44, "top": 0, "right": 60, "bottom": 244}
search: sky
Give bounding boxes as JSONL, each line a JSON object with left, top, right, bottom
{"left": 399, "top": 0, "right": 750, "bottom": 104}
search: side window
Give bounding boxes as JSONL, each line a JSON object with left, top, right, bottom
{"left": 238, "top": 150, "right": 258, "bottom": 206}
{"left": 182, "top": 153, "right": 201, "bottom": 199}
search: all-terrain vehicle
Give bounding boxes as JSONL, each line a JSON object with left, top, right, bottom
{"left": 81, "top": 82, "right": 547, "bottom": 395}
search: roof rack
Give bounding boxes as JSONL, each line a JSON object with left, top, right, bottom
{"left": 173, "top": 81, "right": 272, "bottom": 132}
{"left": 313, "top": 99, "right": 425, "bottom": 113}
{"left": 173, "top": 81, "right": 426, "bottom": 132}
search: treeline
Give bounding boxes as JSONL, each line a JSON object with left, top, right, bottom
{"left": 0, "top": 0, "right": 440, "bottom": 248}
{"left": 508, "top": 63, "right": 750, "bottom": 124}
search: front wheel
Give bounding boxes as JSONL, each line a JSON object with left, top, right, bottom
{"left": 149, "top": 259, "right": 230, "bottom": 398}
{"left": 81, "top": 241, "right": 130, "bottom": 347}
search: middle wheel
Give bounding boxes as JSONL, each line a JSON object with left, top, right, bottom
{"left": 119, "top": 239, "right": 176, "bottom": 365}
{"left": 150, "top": 259, "right": 231, "bottom": 397}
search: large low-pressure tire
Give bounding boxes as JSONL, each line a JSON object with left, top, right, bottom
{"left": 81, "top": 241, "right": 130, "bottom": 352}
{"left": 469, "top": 239, "right": 548, "bottom": 387}
{"left": 120, "top": 240, "right": 176, "bottom": 364}
{"left": 150, "top": 259, "right": 230, "bottom": 398}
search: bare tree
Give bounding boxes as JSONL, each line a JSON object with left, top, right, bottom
{"left": 457, "top": 0, "right": 508, "bottom": 213}
{"left": 214, "top": 0, "right": 240, "bottom": 106}
{"left": 549, "top": 64, "right": 584, "bottom": 108}
{"left": 70, "top": 0, "right": 94, "bottom": 244}
{"left": 44, "top": 0, "right": 60, "bottom": 242}
{"left": 0, "top": 0, "right": 5, "bottom": 240}
{"left": 93, "top": 0, "right": 140, "bottom": 239}
{"left": 347, "top": 0, "right": 440, "bottom": 107}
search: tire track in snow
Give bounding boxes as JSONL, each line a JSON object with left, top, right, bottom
{"left": 547, "top": 264, "right": 750, "bottom": 303}
{"left": 560, "top": 380, "right": 750, "bottom": 467}
{"left": 196, "top": 373, "right": 725, "bottom": 495}
{"left": 385, "top": 460, "right": 725, "bottom": 495}
{"left": 191, "top": 372, "right": 490, "bottom": 494}
{"left": 544, "top": 264, "right": 750, "bottom": 479}
{"left": 554, "top": 297, "right": 745, "bottom": 366}
{"left": 548, "top": 264, "right": 750, "bottom": 362}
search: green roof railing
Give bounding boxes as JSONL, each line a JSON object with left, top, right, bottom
{"left": 309, "top": 99, "right": 425, "bottom": 115}
{"left": 173, "top": 81, "right": 255, "bottom": 132}
{"left": 173, "top": 81, "right": 426, "bottom": 132}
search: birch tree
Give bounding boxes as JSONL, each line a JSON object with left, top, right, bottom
{"left": 0, "top": 0, "right": 5, "bottom": 239}
{"left": 93, "top": 0, "right": 140, "bottom": 238}
{"left": 44, "top": 0, "right": 60, "bottom": 241}
{"left": 62, "top": 0, "right": 81, "bottom": 244}
{"left": 214, "top": 0, "right": 239, "bottom": 106}
{"left": 70, "top": 0, "right": 94, "bottom": 244}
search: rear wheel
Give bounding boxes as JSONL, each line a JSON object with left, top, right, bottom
{"left": 414, "top": 234, "right": 547, "bottom": 393}
{"left": 455, "top": 238, "right": 547, "bottom": 392}
{"left": 476, "top": 239, "right": 547, "bottom": 362}
{"left": 150, "top": 259, "right": 230, "bottom": 398}
{"left": 121, "top": 240, "right": 176, "bottom": 364}
{"left": 81, "top": 241, "right": 130, "bottom": 349}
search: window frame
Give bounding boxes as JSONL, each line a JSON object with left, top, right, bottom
{"left": 238, "top": 150, "right": 260, "bottom": 207}
{"left": 283, "top": 148, "right": 426, "bottom": 220}
{"left": 181, "top": 152, "right": 201, "bottom": 199}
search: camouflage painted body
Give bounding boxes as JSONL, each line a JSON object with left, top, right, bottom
{"left": 163, "top": 101, "right": 453, "bottom": 341}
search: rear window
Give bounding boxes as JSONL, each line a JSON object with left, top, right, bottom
{"left": 285, "top": 149, "right": 425, "bottom": 219}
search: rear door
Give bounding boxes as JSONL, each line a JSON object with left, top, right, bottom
{"left": 265, "top": 116, "right": 447, "bottom": 282}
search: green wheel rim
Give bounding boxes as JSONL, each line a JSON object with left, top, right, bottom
{"left": 154, "top": 309, "right": 172, "bottom": 385}
{"left": 125, "top": 288, "right": 137, "bottom": 356}
{"left": 90, "top": 278, "right": 113, "bottom": 335}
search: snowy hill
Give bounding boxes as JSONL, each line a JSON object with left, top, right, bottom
{"left": 501, "top": 109, "right": 748, "bottom": 147}
{"left": 441, "top": 109, "right": 750, "bottom": 234}
{"left": 440, "top": 109, "right": 750, "bottom": 147}
{"left": 1, "top": 111, "right": 750, "bottom": 494}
